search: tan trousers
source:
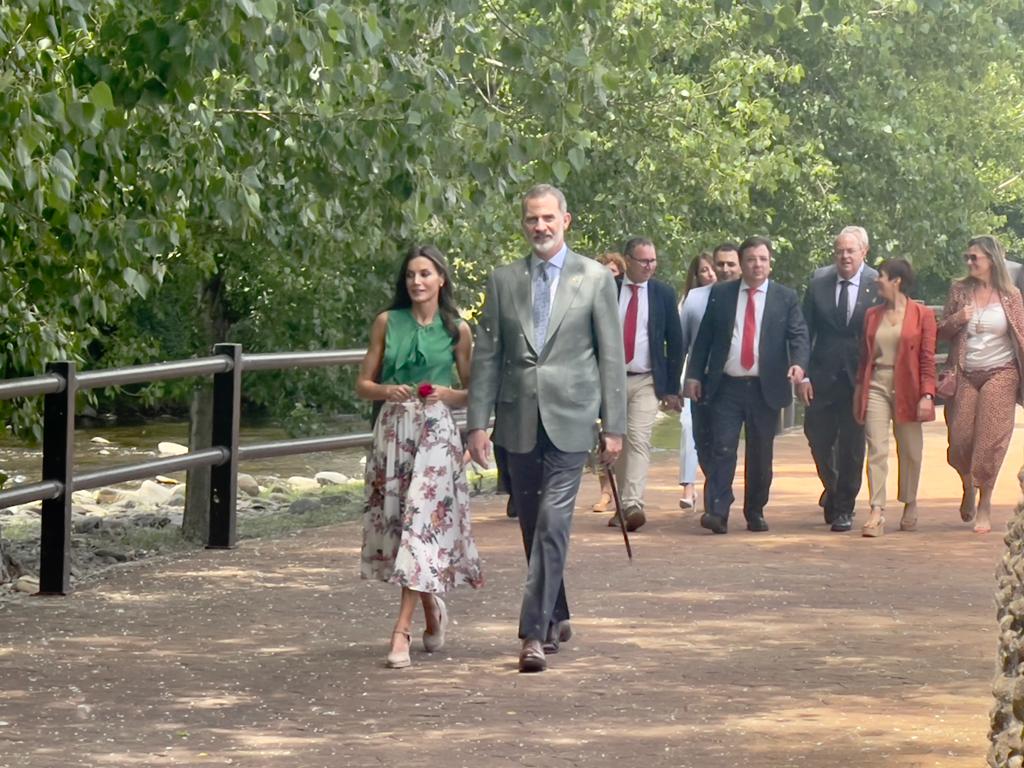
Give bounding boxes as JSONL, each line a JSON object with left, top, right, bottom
{"left": 614, "top": 374, "right": 660, "bottom": 512}
{"left": 945, "top": 363, "right": 1019, "bottom": 489}
{"left": 864, "top": 368, "right": 923, "bottom": 509}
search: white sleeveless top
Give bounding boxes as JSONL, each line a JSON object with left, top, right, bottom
{"left": 965, "top": 302, "right": 1014, "bottom": 371}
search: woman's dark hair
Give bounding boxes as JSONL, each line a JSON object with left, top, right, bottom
{"left": 684, "top": 251, "right": 715, "bottom": 295}
{"left": 879, "top": 258, "right": 915, "bottom": 294}
{"left": 388, "top": 244, "right": 461, "bottom": 343}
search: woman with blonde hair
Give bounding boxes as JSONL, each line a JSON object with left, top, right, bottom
{"left": 939, "top": 235, "right": 1024, "bottom": 533}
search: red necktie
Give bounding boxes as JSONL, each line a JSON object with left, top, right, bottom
{"left": 741, "top": 287, "right": 757, "bottom": 370}
{"left": 623, "top": 284, "right": 640, "bottom": 363}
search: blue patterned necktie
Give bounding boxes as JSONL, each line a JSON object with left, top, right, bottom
{"left": 533, "top": 261, "right": 550, "bottom": 349}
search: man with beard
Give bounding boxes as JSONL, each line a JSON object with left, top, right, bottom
{"left": 467, "top": 184, "right": 626, "bottom": 672}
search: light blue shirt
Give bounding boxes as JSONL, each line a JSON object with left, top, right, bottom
{"left": 531, "top": 243, "right": 567, "bottom": 306}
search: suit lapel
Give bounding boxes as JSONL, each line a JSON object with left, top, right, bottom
{"left": 542, "top": 250, "right": 584, "bottom": 352}
{"left": 852, "top": 270, "right": 878, "bottom": 322}
{"left": 646, "top": 279, "right": 657, "bottom": 335}
{"left": 511, "top": 256, "right": 538, "bottom": 353}
{"left": 759, "top": 281, "right": 777, "bottom": 356}
{"left": 719, "top": 281, "right": 741, "bottom": 356}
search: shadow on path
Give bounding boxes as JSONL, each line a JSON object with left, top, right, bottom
{"left": 0, "top": 412, "right": 1019, "bottom": 767}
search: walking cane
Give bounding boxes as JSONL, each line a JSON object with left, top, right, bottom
{"left": 604, "top": 467, "right": 633, "bottom": 562}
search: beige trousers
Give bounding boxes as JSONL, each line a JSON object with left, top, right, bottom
{"left": 614, "top": 374, "right": 660, "bottom": 512}
{"left": 864, "top": 367, "right": 923, "bottom": 509}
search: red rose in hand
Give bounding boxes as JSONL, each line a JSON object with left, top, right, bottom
{"left": 418, "top": 383, "right": 435, "bottom": 398}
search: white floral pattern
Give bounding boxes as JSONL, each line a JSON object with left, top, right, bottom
{"left": 360, "top": 400, "right": 483, "bottom": 593}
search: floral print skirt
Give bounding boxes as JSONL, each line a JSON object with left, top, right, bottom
{"left": 360, "top": 400, "right": 484, "bottom": 593}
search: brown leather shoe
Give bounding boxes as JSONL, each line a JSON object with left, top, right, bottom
{"left": 518, "top": 640, "right": 546, "bottom": 673}
{"left": 607, "top": 508, "right": 646, "bottom": 531}
{"left": 542, "top": 620, "right": 573, "bottom": 654}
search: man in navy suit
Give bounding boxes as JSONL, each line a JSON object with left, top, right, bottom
{"left": 608, "top": 236, "right": 684, "bottom": 531}
{"left": 684, "top": 236, "right": 810, "bottom": 534}
{"left": 799, "top": 227, "right": 880, "bottom": 532}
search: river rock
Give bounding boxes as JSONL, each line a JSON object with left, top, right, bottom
{"left": 167, "top": 485, "right": 186, "bottom": 506}
{"left": 157, "top": 441, "right": 188, "bottom": 457}
{"left": 98, "top": 449, "right": 111, "bottom": 456}
{"left": 73, "top": 516, "right": 103, "bottom": 533}
{"left": 77, "top": 503, "right": 108, "bottom": 516}
{"left": 315, "top": 471, "right": 350, "bottom": 486}
{"left": 135, "top": 480, "right": 174, "bottom": 506}
{"left": 100, "top": 518, "right": 126, "bottom": 533}
{"left": 71, "top": 491, "right": 95, "bottom": 504}
{"left": 132, "top": 514, "right": 170, "bottom": 529}
{"left": 89, "top": 436, "right": 111, "bottom": 445}
{"left": 286, "top": 476, "right": 320, "bottom": 493}
{"left": 155, "top": 475, "right": 179, "bottom": 485}
{"left": 288, "top": 498, "right": 322, "bottom": 515}
{"left": 237, "top": 473, "right": 260, "bottom": 497}
{"left": 96, "top": 488, "right": 123, "bottom": 504}
{"left": 14, "top": 576, "right": 38, "bottom": 594}
{"left": 92, "top": 548, "right": 128, "bottom": 562}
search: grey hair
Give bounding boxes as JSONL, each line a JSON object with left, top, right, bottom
{"left": 836, "top": 226, "right": 869, "bottom": 250}
{"left": 522, "top": 184, "right": 568, "bottom": 215}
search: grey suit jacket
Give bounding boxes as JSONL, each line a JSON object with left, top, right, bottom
{"left": 467, "top": 249, "right": 627, "bottom": 453}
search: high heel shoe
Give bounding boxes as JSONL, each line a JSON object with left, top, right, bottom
{"left": 422, "top": 596, "right": 448, "bottom": 653}
{"left": 862, "top": 516, "right": 885, "bottom": 537}
{"left": 899, "top": 503, "right": 918, "bottom": 532}
{"left": 592, "top": 492, "right": 613, "bottom": 513}
{"left": 679, "top": 490, "right": 698, "bottom": 510}
{"left": 386, "top": 630, "right": 411, "bottom": 669}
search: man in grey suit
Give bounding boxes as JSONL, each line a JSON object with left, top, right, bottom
{"left": 467, "top": 184, "right": 627, "bottom": 673}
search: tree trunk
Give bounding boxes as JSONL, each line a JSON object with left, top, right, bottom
{"left": 181, "top": 270, "right": 230, "bottom": 542}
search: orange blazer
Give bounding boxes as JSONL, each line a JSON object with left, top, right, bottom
{"left": 854, "top": 300, "right": 937, "bottom": 423}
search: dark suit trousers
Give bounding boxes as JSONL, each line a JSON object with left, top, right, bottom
{"left": 505, "top": 422, "right": 586, "bottom": 641}
{"left": 803, "top": 377, "right": 864, "bottom": 519}
{"left": 705, "top": 376, "right": 780, "bottom": 523}
{"left": 690, "top": 398, "right": 714, "bottom": 475}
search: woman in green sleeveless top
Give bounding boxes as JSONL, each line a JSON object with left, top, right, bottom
{"left": 356, "top": 245, "right": 483, "bottom": 669}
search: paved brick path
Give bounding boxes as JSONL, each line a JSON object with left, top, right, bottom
{"left": 1, "top": 411, "right": 1020, "bottom": 767}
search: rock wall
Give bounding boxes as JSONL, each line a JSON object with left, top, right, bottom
{"left": 990, "top": 468, "right": 1024, "bottom": 767}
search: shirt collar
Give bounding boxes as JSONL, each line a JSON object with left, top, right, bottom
{"left": 741, "top": 278, "right": 769, "bottom": 293}
{"left": 622, "top": 273, "right": 648, "bottom": 288}
{"left": 532, "top": 243, "right": 568, "bottom": 273}
{"left": 838, "top": 263, "right": 864, "bottom": 287}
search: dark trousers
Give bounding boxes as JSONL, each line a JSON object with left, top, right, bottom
{"left": 705, "top": 376, "right": 780, "bottom": 523}
{"left": 691, "top": 398, "right": 714, "bottom": 475}
{"left": 505, "top": 423, "right": 587, "bottom": 641}
{"left": 803, "top": 377, "right": 865, "bottom": 520}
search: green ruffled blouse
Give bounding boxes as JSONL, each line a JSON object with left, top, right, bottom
{"left": 380, "top": 308, "right": 459, "bottom": 386}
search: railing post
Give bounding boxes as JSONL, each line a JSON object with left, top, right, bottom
{"left": 207, "top": 344, "right": 241, "bottom": 549}
{"left": 38, "top": 361, "right": 75, "bottom": 595}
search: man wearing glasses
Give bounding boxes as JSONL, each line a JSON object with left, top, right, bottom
{"left": 608, "top": 236, "right": 684, "bottom": 532}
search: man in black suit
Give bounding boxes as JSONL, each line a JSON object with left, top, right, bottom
{"left": 608, "top": 236, "right": 684, "bottom": 531}
{"left": 798, "top": 226, "right": 880, "bottom": 532}
{"left": 684, "top": 236, "right": 810, "bottom": 534}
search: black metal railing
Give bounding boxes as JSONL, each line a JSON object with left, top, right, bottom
{"left": 0, "top": 343, "right": 383, "bottom": 595}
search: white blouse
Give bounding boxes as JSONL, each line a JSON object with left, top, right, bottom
{"left": 965, "top": 302, "right": 1014, "bottom": 371}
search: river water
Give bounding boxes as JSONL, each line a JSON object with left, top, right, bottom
{"left": 0, "top": 418, "right": 370, "bottom": 489}
{"left": 0, "top": 413, "right": 690, "bottom": 491}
